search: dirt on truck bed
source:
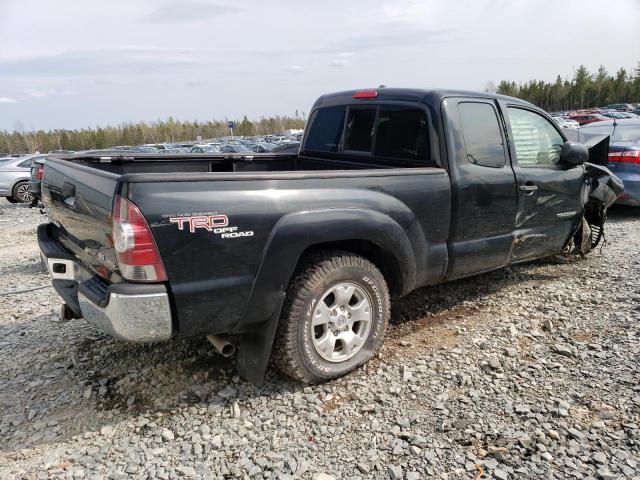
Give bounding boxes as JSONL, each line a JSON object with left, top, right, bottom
{"left": 0, "top": 199, "right": 638, "bottom": 480}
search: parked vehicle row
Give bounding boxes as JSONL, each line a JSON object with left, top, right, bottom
{"left": 551, "top": 103, "right": 640, "bottom": 127}
{"left": 37, "top": 88, "right": 623, "bottom": 385}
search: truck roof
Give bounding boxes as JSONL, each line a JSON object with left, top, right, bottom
{"left": 313, "top": 88, "right": 534, "bottom": 109}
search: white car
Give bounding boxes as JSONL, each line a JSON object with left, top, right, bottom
{"left": 553, "top": 116, "right": 579, "bottom": 129}
{"left": 0, "top": 155, "right": 41, "bottom": 203}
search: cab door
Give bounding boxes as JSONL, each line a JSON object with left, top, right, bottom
{"left": 502, "top": 104, "right": 586, "bottom": 261}
{"left": 442, "top": 98, "right": 518, "bottom": 278}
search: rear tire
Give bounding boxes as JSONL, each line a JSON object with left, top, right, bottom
{"left": 274, "top": 250, "right": 390, "bottom": 383}
{"left": 12, "top": 181, "right": 32, "bottom": 203}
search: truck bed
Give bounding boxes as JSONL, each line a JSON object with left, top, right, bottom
{"left": 41, "top": 154, "right": 451, "bottom": 340}
{"left": 56, "top": 151, "right": 429, "bottom": 176}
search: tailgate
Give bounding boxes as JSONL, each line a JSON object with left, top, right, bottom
{"left": 42, "top": 158, "right": 121, "bottom": 281}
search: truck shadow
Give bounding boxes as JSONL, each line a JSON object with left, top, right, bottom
{"left": 0, "top": 257, "right": 569, "bottom": 454}
{"left": 389, "top": 267, "right": 557, "bottom": 327}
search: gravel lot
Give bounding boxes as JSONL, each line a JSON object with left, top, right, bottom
{"left": 0, "top": 199, "right": 638, "bottom": 480}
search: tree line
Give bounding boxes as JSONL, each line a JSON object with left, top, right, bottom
{"left": 4, "top": 62, "right": 640, "bottom": 154}
{"left": 0, "top": 114, "right": 306, "bottom": 155}
{"left": 494, "top": 62, "right": 640, "bottom": 112}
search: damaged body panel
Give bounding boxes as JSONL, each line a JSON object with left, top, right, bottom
{"left": 38, "top": 88, "right": 623, "bottom": 384}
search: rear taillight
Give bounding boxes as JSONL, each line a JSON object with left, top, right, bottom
{"left": 609, "top": 150, "right": 640, "bottom": 164}
{"left": 112, "top": 195, "right": 167, "bottom": 282}
{"left": 36, "top": 165, "right": 44, "bottom": 181}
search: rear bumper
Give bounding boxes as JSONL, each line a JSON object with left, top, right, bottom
{"left": 38, "top": 223, "right": 173, "bottom": 342}
{"left": 77, "top": 287, "right": 172, "bottom": 342}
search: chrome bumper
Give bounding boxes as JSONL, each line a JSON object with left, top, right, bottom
{"left": 78, "top": 289, "right": 172, "bottom": 342}
{"left": 43, "top": 254, "right": 172, "bottom": 342}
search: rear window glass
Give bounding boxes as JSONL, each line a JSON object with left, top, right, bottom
{"left": 458, "top": 102, "right": 506, "bottom": 168}
{"left": 611, "top": 126, "right": 640, "bottom": 142}
{"left": 374, "top": 107, "right": 428, "bottom": 161}
{"left": 344, "top": 108, "right": 376, "bottom": 152}
{"left": 582, "top": 125, "right": 640, "bottom": 142}
{"left": 304, "top": 106, "right": 346, "bottom": 153}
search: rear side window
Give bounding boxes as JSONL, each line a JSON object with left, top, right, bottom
{"left": 18, "top": 158, "right": 34, "bottom": 168}
{"left": 375, "top": 107, "right": 428, "bottom": 161}
{"left": 458, "top": 102, "right": 506, "bottom": 168}
{"left": 344, "top": 108, "right": 376, "bottom": 152}
{"left": 304, "top": 106, "right": 346, "bottom": 152}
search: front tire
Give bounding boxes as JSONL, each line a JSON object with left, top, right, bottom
{"left": 274, "top": 251, "right": 390, "bottom": 383}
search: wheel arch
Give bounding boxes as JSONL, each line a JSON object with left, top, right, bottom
{"left": 300, "top": 239, "right": 403, "bottom": 298}
{"left": 11, "top": 176, "right": 30, "bottom": 190}
{"left": 234, "top": 208, "right": 417, "bottom": 384}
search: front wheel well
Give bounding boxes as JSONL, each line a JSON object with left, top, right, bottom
{"left": 299, "top": 240, "right": 404, "bottom": 298}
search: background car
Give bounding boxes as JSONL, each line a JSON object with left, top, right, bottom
{"left": 0, "top": 155, "right": 40, "bottom": 203}
{"left": 270, "top": 142, "right": 301, "bottom": 153}
{"left": 552, "top": 116, "right": 579, "bottom": 129}
{"left": 602, "top": 112, "right": 638, "bottom": 120}
{"left": 28, "top": 156, "right": 51, "bottom": 205}
{"left": 220, "top": 144, "right": 253, "bottom": 154}
{"left": 189, "top": 144, "right": 221, "bottom": 153}
{"left": 607, "top": 103, "right": 636, "bottom": 113}
{"left": 567, "top": 113, "right": 608, "bottom": 125}
{"left": 579, "top": 118, "right": 640, "bottom": 206}
{"left": 249, "top": 142, "right": 276, "bottom": 153}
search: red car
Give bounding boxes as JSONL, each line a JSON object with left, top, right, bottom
{"left": 567, "top": 113, "right": 608, "bottom": 125}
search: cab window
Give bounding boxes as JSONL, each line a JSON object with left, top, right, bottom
{"left": 508, "top": 108, "right": 564, "bottom": 167}
{"left": 458, "top": 102, "right": 506, "bottom": 168}
{"left": 304, "top": 106, "right": 346, "bottom": 153}
{"left": 344, "top": 108, "right": 376, "bottom": 152}
{"left": 374, "top": 107, "right": 428, "bottom": 161}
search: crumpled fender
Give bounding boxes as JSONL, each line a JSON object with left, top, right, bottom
{"left": 584, "top": 163, "right": 624, "bottom": 208}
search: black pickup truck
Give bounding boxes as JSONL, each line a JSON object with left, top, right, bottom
{"left": 38, "top": 88, "right": 622, "bottom": 384}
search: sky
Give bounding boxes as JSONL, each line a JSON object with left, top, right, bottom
{"left": 0, "top": 0, "right": 639, "bottom": 131}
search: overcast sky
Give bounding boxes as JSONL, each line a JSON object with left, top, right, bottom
{"left": 0, "top": 0, "right": 639, "bottom": 131}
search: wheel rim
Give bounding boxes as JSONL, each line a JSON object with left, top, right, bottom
{"left": 311, "top": 282, "right": 373, "bottom": 363}
{"left": 16, "top": 184, "right": 32, "bottom": 203}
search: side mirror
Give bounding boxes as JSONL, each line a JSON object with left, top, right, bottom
{"left": 560, "top": 141, "right": 589, "bottom": 166}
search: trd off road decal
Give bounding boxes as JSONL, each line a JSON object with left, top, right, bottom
{"left": 163, "top": 212, "right": 254, "bottom": 239}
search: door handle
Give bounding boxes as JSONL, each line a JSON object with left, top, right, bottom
{"left": 519, "top": 183, "right": 538, "bottom": 195}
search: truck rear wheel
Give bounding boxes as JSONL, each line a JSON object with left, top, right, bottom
{"left": 274, "top": 251, "right": 390, "bottom": 383}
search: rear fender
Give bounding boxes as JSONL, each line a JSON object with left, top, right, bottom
{"left": 235, "top": 208, "right": 416, "bottom": 384}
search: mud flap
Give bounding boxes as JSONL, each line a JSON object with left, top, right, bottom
{"left": 236, "top": 295, "right": 286, "bottom": 385}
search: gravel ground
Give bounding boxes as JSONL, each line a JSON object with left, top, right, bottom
{"left": 0, "top": 198, "right": 638, "bottom": 480}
